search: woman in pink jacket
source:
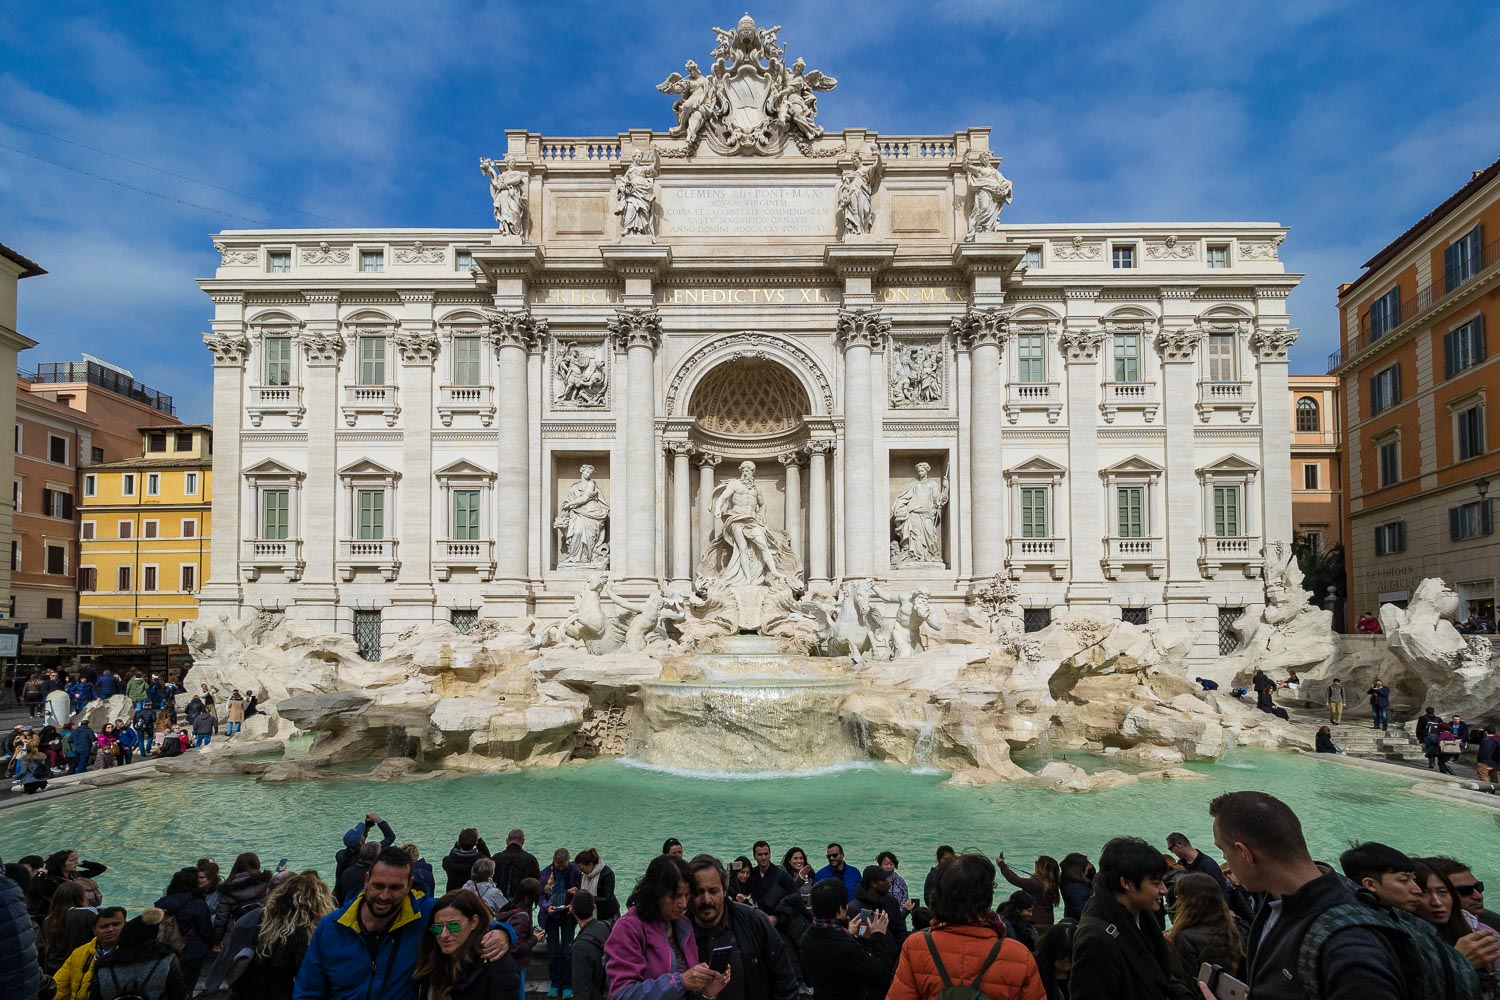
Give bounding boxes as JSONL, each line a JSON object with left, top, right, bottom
{"left": 604, "top": 855, "right": 730, "bottom": 1000}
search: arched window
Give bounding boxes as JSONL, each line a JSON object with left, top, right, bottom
{"left": 1296, "top": 396, "right": 1319, "bottom": 432}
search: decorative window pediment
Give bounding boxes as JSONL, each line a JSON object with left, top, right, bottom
{"left": 1101, "top": 455, "right": 1164, "bottom": 480}
{"left": 434, "top": 459, "right": 496, "bottom": 482}
{"left": 1198, "top": 454, "right": 1260, "bottom": 479}
{"left": 338, "top": 458, "right": 401, "bottom": 483}
{"left": 243, "top": 458, "right": 306, "bottom": 482}
{"left": 1005, "top": 455, "right": 1067, "bottom": 482}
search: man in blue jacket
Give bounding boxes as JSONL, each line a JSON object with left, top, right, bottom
{"left": 815, "top": 843, "right": 861, "bottom": 898}
{"left": 294, "top": 847, "right": 512, "bottom": 1000}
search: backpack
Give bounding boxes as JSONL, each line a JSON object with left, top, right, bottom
{"left": 921, "top": 929, "right": 1004, "bottom": 1000}
{"left": 492, "top": 853, "right": 524, "bottom": 898}
{"left": 94, "top": 956, "right": 172, "bottom": 1000}
{"left": 229, "top": 898, "right": 263, "bottom": 923}
{"left": 155, "top": 913, "right": 186, "bottom": 954}
{"left": 1297, "top": 886, "right": 1481, "bottom": 1000}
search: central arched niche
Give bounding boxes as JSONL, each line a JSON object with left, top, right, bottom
{"left": 689, "top": 357, "right": 810, "bottom": 437}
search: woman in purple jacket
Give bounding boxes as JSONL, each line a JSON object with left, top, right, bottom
{"left": 604, "top": 855, "right": 730, "bottom": 1000}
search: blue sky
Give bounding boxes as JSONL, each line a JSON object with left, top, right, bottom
{"left": 3, "top": 0, "right": 1499, "bottom": 421}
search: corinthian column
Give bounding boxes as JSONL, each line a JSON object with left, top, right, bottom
{"left": 487, "top": 309, "right": 544, "bottom": 609}
{"left": 667, "top": 441, "right": 694, "bottom": 589}
{"left": 697, "top": 453, "right": 720, "bottom": 564}
{"left": 837, "top": 309, "right": 890, "bottom": 580}
{"left": 609, "top": 308, "right": 663, "bottom": 587}
{"left": 201, "top": 330, "right": 251, "bottom": 606}
{"left": 805, "top": 440, "right": 834, "bottom": 587}
{"left": 779, "top": 451, "right": 803, "bottom": 573}
{"left": 1253, "top": 327, "right": 1299, "bottom": 549}
{"left": 952, "top": 307, "right": 1009, "bottom": 581}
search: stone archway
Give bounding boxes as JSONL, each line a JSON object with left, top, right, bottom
{"left": 689, "top": 356, "right": 810, "bottom": 438}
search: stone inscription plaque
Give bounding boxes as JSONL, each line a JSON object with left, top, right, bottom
{"left": 660, "top": 186, "right": 833, "bottom": 237}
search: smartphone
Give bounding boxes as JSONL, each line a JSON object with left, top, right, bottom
{"left": 276, "top": 858, "right": 288, "bottom": 871}
{"left": 1198, "top": 963, "right": 1249, "bottom": 1000}
{"left": 709, "top": 946, "right": 733, "bottom": 974}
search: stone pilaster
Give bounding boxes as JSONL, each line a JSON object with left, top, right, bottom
{"left": 486, "top": 309, "right": 544, "bottom": 615}
{"left": 1157, "top": 327, "right": 1206, "bottom": 606}
{"left": 1058, "top": 327, "right": 1108, "bottom": 604}
{"left": 779, "top": 450, "right": 803, "bottom": 574}
{"left": 836, "top": 309, "right": 889, "bottom": 580}
{"left": 697, "top": 453, "right": 720, "bottom": 567}
{"left": 1254, "top": 327, "right": 1299, "bottom": 547}
{"left": 667, "top": 440, "right": 694, "bottom": 589}
{"left": 200, "top": 323, "right": 251, "bottom": 611}
{"left": 952, "top": 307, "right": 1009, "bottom": 583}
{"left": 394, "top": 295, "right": 439, "bottom": 611}
{"left": 295, "top": 294, "right": 344, "bottom": 630}
{"left": 609, "top": 307, "right": 664, "bottom": 587}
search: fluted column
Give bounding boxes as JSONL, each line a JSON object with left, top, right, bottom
{"left": 952, "top": 307, "right": 1009, "bottom": 581}
{"left": 779, "top": 451, "right": 803, "bottom": 575}
{"left": 805, "top": 440, "right": 834, "bottom": 588}
{"left": 487, "top": 310, "right": 544, "bottom": 607}
{"left": 837, "top": 310, "right": 889, "bottom": 580}
{"left": 609, "top": 308, "right": 663, "bottom": 586}
{"left": 697, "top": 453, "right": 720, "bottom": 567}
{"left": 668, "top": 441, "right": 694, "bottom": 588}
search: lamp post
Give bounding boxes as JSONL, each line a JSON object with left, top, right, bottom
{"left": 1476, "top": 476, "right": 1490, "bottom": 499}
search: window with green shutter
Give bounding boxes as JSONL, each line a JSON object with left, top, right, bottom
{"left": 1117, "top": 487, "right": 1145, "bottom": 537}
{"left": 1444, "top": 225, "right": 1482, "bottom": 292}
{"left": 453, "top": 490, "right": 481, "bottom": 540}
{"left": 358, "top": 337, "right": 386, "bottom": 386}
{"left": 357, "top": 489, "right": 385, "bottom": 539}
{"left": 452, "top": 336, "right": 482, "bottom": 387}
{"left": 262, "top": 489, "right": 289, "bottom": 540}
{"left": 1017, "top": 334, "right": 1045, "bottom": 383}
{"left": 264, "top": 337, "right": 292, "bottom": 386}
{"left": 1213, "top": 485, "right": 1241, "bottom": 537}
{"left": 1020, "top": 487, "right": 1049, "bottom": 538}
{"left": 1114, "top": 333, "right": 1140, "bottom": 383}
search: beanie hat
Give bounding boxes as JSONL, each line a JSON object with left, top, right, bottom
{"left": 1008, "top": 890, "right": 1035, "bottom": 910}
{"left": 120, "top": 907, "right": 165, "bottom": 949}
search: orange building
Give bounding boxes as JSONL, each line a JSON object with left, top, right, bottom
{"left": 1289, "top": 375, "right": 1343, "bottom": 559}
{"left": 1333, "top": 155, "right": 1499, "bottom": 629}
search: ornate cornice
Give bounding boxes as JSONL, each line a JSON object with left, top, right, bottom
{"left": 208, "top": 291, "right": 246, "bottom": 306}
{"left": 607, "top": 308, "right": 663, "bottom": 352}
{"left": 1057, "top": 329, "right": 1107, "bottom": 363}
{"left": 303, "top": 291, "right": 341, "bottom": 305}
{"left": 298, "top": 329, "right": 345, "bottom": 365}
{"left": 836, "top": 308, "right": 891, "bottom": 350}
{"left": 1251, "top": 327, "right": 1298, "bottom": 363}
{"left": 1156, "top": 328, "right": 1203, "bottom": 363}
{"left": 1063, "top": 286, "right": 1102, "bottom": 301}
{"left": 487, "top": 308, "right": 547, "bottom": 351}
{"left": 398, "top": 289, "right": 436, "bottom": 305}
{"left": 949, "top": 307, "right": 1008, "bottom": 350}
{"left": 202, "top": 331, "right": 252, "bottom": 367}
{"left": 394, "top": 331, "right": 441, "bottom": 365}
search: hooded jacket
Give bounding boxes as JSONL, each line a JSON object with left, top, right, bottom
{"left": 604, "top": 907, "right": 700, "bottom": 1000}
{"left": 155, "top": 889, "right": 215, "bottom": 962}
{"left": 214, "top": 870, "right": 273, "bottom": 941}
{"left": 1, "top": 871, "right": 42, "bottom": 1000}
{"left": 442, "top": 840, "right": 492, "bottom": 893}
{"left": 292, "top": 890, "right": 434, "bottom": 1000}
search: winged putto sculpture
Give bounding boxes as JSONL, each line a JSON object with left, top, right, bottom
{"left": 655, "top": 13, "right": 837, "bottom": 156}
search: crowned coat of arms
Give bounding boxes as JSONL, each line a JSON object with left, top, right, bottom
{"left": 656, "top": 13, "right": 837, "bottom": 156}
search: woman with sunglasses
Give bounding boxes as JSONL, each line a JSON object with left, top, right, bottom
{"left": 415, "top": 891, "right": 521, "bottom": 1000}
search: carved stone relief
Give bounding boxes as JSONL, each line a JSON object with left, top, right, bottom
{"left": 1052, "top": 236, "right": 1102, "bottom": 261}
{"left": 301, "top": 242, "right": 350, "bottom": 265}
{"left": 887, "top": 339, "right": 945, "bottom": 408}
{"left": 552, "top": 340, "right": 611, "bottom": 408}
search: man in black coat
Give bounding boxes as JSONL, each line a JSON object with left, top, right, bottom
{"left": 1071, "top": 837, "right": 1192, "bottom": 1000}
{"left": 0, "top": 863, "right": 42, "bottom": 1000}
{"left": 748, "top": 841, "right": 794, "bottom": 915}
{"left": 852, "top": 866, "right": 907, "bottom": 945}
{"left": 570, "top": 890, "right": 612, "bottom": 1000}
{"left": 799, "top": 880, "right": 895, "bottom": 1000}
{"left": 441, "top": 827, "right": 491, "bottom": 892}
{"left": 689, "top": 854, "right": 799, "bottom": 1000}
{"left": 492, "top": 828, "right": 541, "bottom": 899}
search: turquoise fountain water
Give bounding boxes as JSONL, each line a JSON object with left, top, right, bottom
{"left": 2, "top": 751, "right": 1495, "bottom": 910}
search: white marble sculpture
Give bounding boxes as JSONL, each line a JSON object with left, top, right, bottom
{"left": 555, "top": 466, "right": 610, "bottom": 567}
{"left": 553, "top": 341, "right": 609, "bottom": 408}
{"left": 532, "top": 573, "right": 612, "bottom": 650}
{"left": 883, "top": 587, "right": 945, "bottom": 658}
{"left": 657, "top": 60, "right": 724, "bottom": 148}
{"left": 891, "top": 463, "right": 948, "bottom": 566}
{"left": 767, "top": 57, "right": 835, "bottom": 145}
{"left": 699, "top": 460, "right": 799, "bottom": 588}
{"left": 836, "top": 153, "right": 881, "bottom": 238}
{"left": 614, "top": 148, "right": 661, "bottom": 237}
{"left": 963, "top": 151, "right": 1013, "bottom": 239}
{"left": 479, "top": 157, "right": 528, "bottom": 236}
{"left": 889, "top": 342, "right": 943, "bottom": 407}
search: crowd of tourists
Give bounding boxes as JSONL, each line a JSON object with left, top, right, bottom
{"left": 5, "top": 669, "right": 259, "bottom": 793}
{"left": 3, "top": 789, "right": 1498, "bottom": 1000}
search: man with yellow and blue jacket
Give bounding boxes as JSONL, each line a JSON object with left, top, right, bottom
{"left": 294, "top": 847, "right": 514, "bottom": 1000}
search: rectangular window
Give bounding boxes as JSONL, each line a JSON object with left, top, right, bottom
{"left": 122, "top": 473, "right": 136, "bottom": 496}
{"left": 354, "top": 610, "right": 382, "bottom": 661}
{"left": 13, "top": 424, "right": 19, "bottom": 454}
{"left": 81, "top": 521, "right": 95, "bottom": 540}
{"left": 261, "top": 489, "right": 289, "bottom": 540}
{"left": 184, "top": 472, "right": 199, "bottom": 494}
{"left": 1207, "top": 333, "right": 1236, "bottom": 382}
{"left": 1377, "top": 439, "right": 1400, "bottom": 487}
{"left": 117, "top": 566, "right": 131, "bottom": 591}
{"left": 1303, "top": 530, "right": 1323, "bottom": 556}
{"left": 42, "top": 489, "right": 73, "bottom": 519}
{"left": 1113, "top": 333, "right": 1141, "bottom": 383}
{"left": 142, "top": 565, "right": 157, "bottom": 591}
{"left": 451, "top": 609, "right": 478, "bottom": 633}
{"left": 115, "top": 620, "right": 131, "bottom": 635}
{"left": 358, "top": 336, "right": 386, "bottom": 386}
{"left": 1206, "top": 245, "right": 1229, "bottom": 268}
{"left": 181, "top": 564, "right": 196, "bottom": 591}
{"left": 268, "top": 250, "right": 291, "bottom": 273}
{"left": 1023, "top": 608, "right": 1052, "bottom": 633}
{"left": 1369, "top": 287, "right": 1401, "bottom": 339}
{"left": 1444, "top": 224, "right": 1483, "bottom": 292}
{"left": 1369, "top": 364, "right": 1401, "bottom": 415}
{"left": 1021, "top": 246, "right": 1042, "bottom": 270}
{"left": 359, "top": 249, "right": 384, "bottom": 272}
{"left": 1116, "top": 486, "right": 1146, "bottom": 537}
{"left": 79, "top": 567, "right": 96, "bottom": 592}
{"left": 1213, "top": 485, "right": 1242, "bottom": 537}
{"left": 119, "top": 520, "right": 133, "bottom": 539}
{"left": 146, "top": 473, "right": 160, "bottom": 496}
{"left": 143, "top": 520, "right": 158, "bottom": 539}
{"left": 1450, "top": 499, "right": 1494, "bottom": 541}
{"left": 1111, "top": 245, "right": 1136, "bottom": 269}
{"left": 452, "top": 336, "right": 482, "bottom": 387}
{"left": 46, "top": 597, "right": 62, "bottom": 619}
{"left": 1122, "top": 607, "right": 1150, "bottom": 625}
{"left": 1015, "top": 334, "right": 1046, "bottom": 383}
{"left": 49, "top": 435, "right": 67, "bottom": 464}
{"left": 182, "top": 519, "right": 197, "bottom": 538}
{"left": 46, "top": 544, "right": 66, "bottom": 575}
{"left": 1457, "top": 404, "right": 1485, "bottom": 461}
{"left": 78, "top": 621, "right": 93, "bottom": 643}
{"left": 148, "top": 432, "right": 167, "bottom": 453}
{"left": 10, "top": 479, "right": 17, "bottom": 513}
{"left": 1219, "top": 608, "right": 1244, "bottom": 655}
{"left": 264, "top": 336, "right": 292, "bottom": 386}
{"left": 1303, "top": 464, "right": 1319, "bottom": 490}
{"left": 176, "top": 431, "right": 193, "bottom": 451}
{"left": 452, "top": 489, "right": 481, "bottom": 540}
{"left": 91, "top": 446, "right": 103, "bottom": 463}
{"left": 356, "top": 489, "right": 385, "bottom": 540}
{"left": 1020, "top": 487, "right": 1049, "bottom": 538}
{"left": 83, "top": 474, "right": 96, "bottom": 497}
{"left": 9, "top": 539, "right": 16, "bottom": 571}
{"left": 1374, "top": 521, "right": 1406, "bottom": 556}
{"left": 456, "top": 250, "right": 474, "bottom": 272}
{"left": 1444, "top": 316, "right": 1486, "bottom": 378}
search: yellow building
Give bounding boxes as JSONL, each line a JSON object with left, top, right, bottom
{"left": 79, "top": 425, "right": 212, "bottom": 647}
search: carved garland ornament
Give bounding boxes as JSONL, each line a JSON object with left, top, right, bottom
{"left": 1052, "top": 236, "right": 1101, "bottom": 261}
{"left": 302, "top": 242, "right": 350, "bottom": 265}
{"left": 1145, "top": 235, "right": 1195, "bottom": 260}
{"left": 666, "top": 332, "right": 834, "bottom": 416}
{"left": 214, "top": 242, "right": 258, "bottom": 266}
{"left": 202, "top": 331, "right": 252, "bottom": 366}
{"left": 394, "top": 242, "right": 446, "bottom": 265}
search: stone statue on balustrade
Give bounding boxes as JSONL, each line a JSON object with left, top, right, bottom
{"left": 700, "top": 460, "right": 800, "bottom": 589}
{"left": 891, "top": 463, "right": 948, "bottom": 566}
{"left": 614, "top": 147, "right": 661, "bottom": 238}
{"left": 555, "top": 466, "right": 610, "bottom": 568}
{"left": 836, "top": 152, "right": 881, "bottom": 238}
{"left": 656, "top": 60, "right": 724, "bottom": 148}
{"left": 554, "top": 342, "right": 609, "bottom": 408}
{"left": 479, "top": 157, "right": 528, "bottom": 237}
{"left": 963, "top": 151, "right": 1012, "bottom": 239}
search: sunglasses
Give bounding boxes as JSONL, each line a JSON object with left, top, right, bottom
{"left": 827, "top": 854, "right": 841, "bottom": 860}
{"left": 1454, "top": 882, "right": 1485, "bottom": 897}
{"left": 429, "top": 921, "right": 467, "bottom": 935}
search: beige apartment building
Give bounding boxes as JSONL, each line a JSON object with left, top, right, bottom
{"left": 1289, "top": 375, "right": 1343, "bottom": 557}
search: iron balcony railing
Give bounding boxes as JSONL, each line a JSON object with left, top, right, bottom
{"left": 29, "top": 361, "right": 175, "bottom": 414}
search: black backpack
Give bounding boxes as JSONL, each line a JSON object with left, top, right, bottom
{"left": 229, "top": 898, "right": 263, "bottom": 923}
{"left": 94, "top": 956, "right": 172, "bottom": 1000}
{"left": 492, "top": 853, "right": 524, "bottom": 898}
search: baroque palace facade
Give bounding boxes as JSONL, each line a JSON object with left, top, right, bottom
{"left": 198, "top": 16, "right": 1301, "bottom": 661}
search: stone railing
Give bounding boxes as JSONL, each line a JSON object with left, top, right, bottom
{"left": 1004, "top": 382, "right": 1062, "bottom": 423}
{"left": 873, "top": 136, "right": 957, "bottom": 159}
{"left": 437, "top": 384, "right": 495, "bottom": 427}
{"left": 341, "top": 385, "right": 400, "bottom": 427}
{"left": 434, "top": 538, "right": 496, "bottom": 581}
{"left": 1103, "top": 536, "right": 1165, "bottom": 579}
{"left": 247, "top": 384, "right": 305, "bottom": 427}
{"left": 538, "top": 138, "right": 623, "bottom": 162}
{"left": 1198, "top": 535, "right": 1263, "bottom": 578}
{"left": 338, "top": 538, "right": 400, "bottom": 581}
{"left": 1006, "top": 536, "right": 1068, "bottom": 580}
{"left": 240, "top": 538, "right": 304, "bottom": 582}
{"left": 1100, "top": 381, "right": 1160, "bottom": 422}
{"left": 1196, "top": 380, "right": 1255, "bottom": 422}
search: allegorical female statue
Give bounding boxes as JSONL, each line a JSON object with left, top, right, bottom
{"left": 836, "top": 152, "right": 881, "bottom": 238}
{"left": 479, "top": 157, "right": 528, "bottom": 236}
{"left": 891, "top": 462, "right": 948, "bottom": 565}
{"left": 699, "top": 461, "right": 800, "bottom": 589}
{"left": 614, "top": 148, "right": 661, "bottom": 237}
{"left": 963, "top": 151, "right": 1012, "bottom": 239}
{"left": 556, "top": 465, "right": 610, "bottom": 567}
